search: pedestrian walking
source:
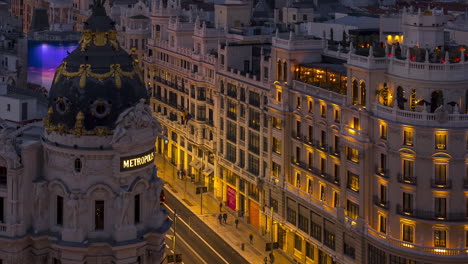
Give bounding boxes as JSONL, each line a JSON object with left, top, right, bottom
{"left": 219, "top": 202, "right": 223, "bottom": 212}
{"left": 249, "top": 234, "right": 254, "bottom": 244}
{"left": 223, "top": 213, "right": 228, "bottom": 223}
{"left": 218, "top": 214, "right": 222, "bottom": 224}
{"left": 235, "top": 219, "right": 239, "bottom": 229}
{"left": 269, "top": 252, "right": 275, "bottom": 263}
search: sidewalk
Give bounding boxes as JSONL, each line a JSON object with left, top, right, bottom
{"left": 155, "top": 156, "right": 293, "bottom": 264}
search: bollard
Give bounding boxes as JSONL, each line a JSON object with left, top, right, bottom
{"left": 241, "top": 243, "right": 245, "bottom": 251}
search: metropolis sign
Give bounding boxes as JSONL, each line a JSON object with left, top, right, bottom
{"left": 120, "top": 148, "right": 155, "bottom": 172}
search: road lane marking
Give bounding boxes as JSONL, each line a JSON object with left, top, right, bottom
{"left": 176, "top": 228, "right": 209, "bottom": 264}
{"left": 165, "top": 204, "right": 230, "bottom": 264}
{"left": 166, "top": 222, "right": 209, "bottom": 264}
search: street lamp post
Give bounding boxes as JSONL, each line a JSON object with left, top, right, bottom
{"left": 196, "top": 186, "right": 208, "bottom": 215}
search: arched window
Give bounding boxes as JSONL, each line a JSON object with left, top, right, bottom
{"left": 283, "top": 61, "right": 288, "bottom": 82}
{"left": 276, "top": 60, "right": 282, "bottom": 81}
{"left": 352, "top": 79, "right": 358, "bottom": 105}
{"left": 431, "top": 91, "right": 444, "bottom": 113}
{"left": 74, "top": 158, "right": 82, "bottom": 173}
{"left": 410, "top": 89, "right": 416, "bottom": 111}
{"left": 381, "top": 83, "right": 389, "bottom": 106}
{"left": 360, "top": 81, "right": 366, "bottom": 106}
{"left": 155, "top": 25, "right": 161, "bottom": 39}
{"left": 397, "top": 86, "right": 406, "bottom": 110}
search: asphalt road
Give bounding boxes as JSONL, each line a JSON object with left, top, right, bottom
{"left": 163, "top": 189, "right": 249, "bottom": 264}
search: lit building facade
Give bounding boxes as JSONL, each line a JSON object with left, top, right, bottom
{"left": 145, "top": 2, "right": 468, "bottom": 264}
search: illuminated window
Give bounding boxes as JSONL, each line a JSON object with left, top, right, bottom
{"left": 435, "top": 133, "right": 447, "bottom": 150}
{"left": 272, "top": 117, "right": 282, "bottom": 129}
{"left": 403, "top": 130, "right": 413, "bottom": 146}
{"left": 380, "top": 123, "right": 387, "bottom": 139}
{"left": 272, "top": 137, "right": 281, "bottom": 154}
{"left": 346, "top": 147, "right": 359, "bottom": 163}
{"left": 434, "top": 230, "right": 446, "bottom": 247}
{"left": 347, "top": 171, "right": 359, "bottom": 192}
{"left": 295, "top": 172, "right": 301, "bottom": 188}
{"left": 320, "top": 185, "right": 326, "bottom": 201}
{"left": 296, "top": 96, "right": 302, "bottom": 109}
{"left": 332, "top": 191, "right": 339, "bottom": 208}
{"left": 321, "top": 104, "right": 326, "bottom": 118}
{"left": 402, "top": 224, "right": 414, "bottom": 243}
{"left": 272, "top": 162, "right": 281, "bottom": 177}
{"left": 334, "top": 108, "right": 340, "bottom": 123}
{"left": 308, "top": 100, "right": 313, "bottom": 113}
{"left": 346, "top": 200, "right": 359, "bottom": 219}
{"left": 307, "top": 178, "right": 313, "bottom": 193}
{"left": 378, "top": 215, "right": 386, "bottom": 234}
{"left": 276, "top": 90, "right": 282, "bottom": 102}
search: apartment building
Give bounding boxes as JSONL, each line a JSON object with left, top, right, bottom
{"left": 144, "top": 1, "right": 468, "bottom": 263}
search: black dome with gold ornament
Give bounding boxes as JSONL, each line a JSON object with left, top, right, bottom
{"left": 44, "top": 0, "right": 147, "bottom": 136}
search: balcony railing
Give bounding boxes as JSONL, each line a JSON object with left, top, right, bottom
{"left": 285, "top": 182, "right": 337, "bottom": 219}
{"left": 373, "top": 195, "right": 390, "bottom": 210}
{"left": 397, "top": 173, "right": 417, "bottom": 185}
{"left": 0, "top": 223, "right": 6, "bottom": 232}
{"left": 290, "top": 158, "right": 339, "bottom": 186}
{"left": 366, "top": 226, "right": 468, "bottom": 257}
{"left": 431, "top": 179, "right": 452, "bottom": 189}
{"left": 375, "top": 166, "right": 389, "bottom": 178}
{"left": 396, "top": 204, "right": 466, "bottom": 221}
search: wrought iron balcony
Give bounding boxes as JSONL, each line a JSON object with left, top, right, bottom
{"left": 373, "top": 195, "right": 390, "bottom": 210}
{"left": 396, "top": 204, "right": 467, "bottom": 221}
{"left": 397, "top": 173, "right": 417, "bottom": 185}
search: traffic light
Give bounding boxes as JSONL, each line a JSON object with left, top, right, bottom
{"left": 175, "top": 254, "right": 182, "bottom": 263}
{"left": 160, "top": 190, "right": 166, "bottom": 203}
{"left": 167, "top": 255, "right": 174, "bottom": 263}
{"left": 265, "top": 243, "right": 272, "bottom": 251}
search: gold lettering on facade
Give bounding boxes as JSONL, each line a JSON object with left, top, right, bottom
{"left": 121, "top": 152, "right": 155, "bottom": 169}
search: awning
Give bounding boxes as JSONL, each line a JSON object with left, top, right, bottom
{"left": 202, "top": 167, "right": 214, "bottom": 176}
{"left": 189, "top": 159, "right": 203, "bottom": 170}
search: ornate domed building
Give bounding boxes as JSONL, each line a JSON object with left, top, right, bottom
{"left": 0, "top": 0, "right": 170, "bottom": 263}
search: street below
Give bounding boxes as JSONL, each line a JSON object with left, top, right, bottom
{"left": 163, "top": 189, "right": 249, "bottom": 264}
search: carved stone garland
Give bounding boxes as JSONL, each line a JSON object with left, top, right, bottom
{"left": 43, "top": 108, "right": 112, "bottom": 137}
